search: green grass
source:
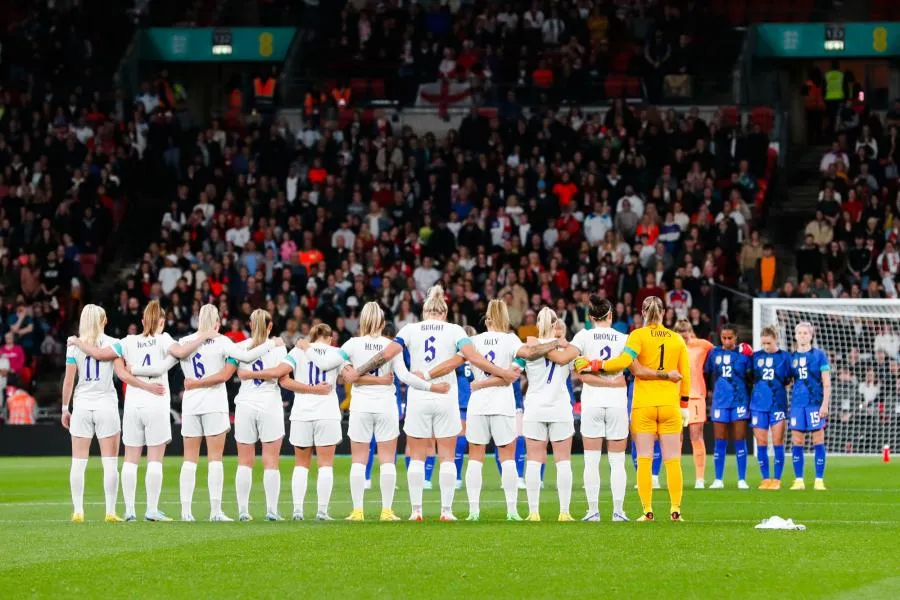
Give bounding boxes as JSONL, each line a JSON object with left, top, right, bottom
{"left": 1, "top": 455, "right": 899, "bottom": 598}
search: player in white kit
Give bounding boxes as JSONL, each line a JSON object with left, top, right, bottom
{"left": 346, "top": 286, "right": 519, "bottom": 521}
{"left": 62, "top": 305, "right": 167, "bottom": 523}
{"left": 248, "top": 323, "right": 345, "bottom": 521}
{"left": 339, "top": 302, "right": 448, "bottom": 522}
{"left": 176, "top": 304, "right": 278, "bottom": 522}
{"left": 229, "top": 310, "right": 287, "bottom": 522}
{"left": 520, "top": 307, "right": 577, "bottom": 522}
{"left": 423, "top": 299, "right": 561, "bottom": 521}
{"left": 68, "top": 301, "right": 219, "bottom": 522}
{"left": 541, "top": 296, "right": 639, "bottom": 522}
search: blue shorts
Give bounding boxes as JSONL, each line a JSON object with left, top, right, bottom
{"left": 751, "top": 410, "right": 786, "bottom": 430}
{"left": 790, "top": 406, "right": 826, "bottom": 432}
{"left": 712, "top": 405, "right": 749, "bottom": 423}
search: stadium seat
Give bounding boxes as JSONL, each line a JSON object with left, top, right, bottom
{"left": 79, "top": 254, "right": 99, "bottom": 280}
{"left": 751, "top": 106, "right": 775, "bottom": 134}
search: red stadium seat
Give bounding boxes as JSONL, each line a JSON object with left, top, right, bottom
{"left": 80, "top": 254, "right": 98, "bottom": 279}
{"left": 719, "top": 105, "right": 739, "bottom": 128}
{"left": 751, "top": 106, "right": 775, "bottom": 133}
{"left": 604, "top": 75, "right": 625, "bottom": 99}
{"left": 625, "top": 76, "right": 641, "bottom": 98}
{"left": 370, "top": 79, "right": 386, "bottom": 99}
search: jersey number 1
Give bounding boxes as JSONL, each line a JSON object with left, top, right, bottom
{"left": 657, "top": 344, "right": 665, "bottom": 370}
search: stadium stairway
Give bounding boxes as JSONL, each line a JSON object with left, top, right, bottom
{"left": 765, "top": 144, "right": 828, "bottom": 281}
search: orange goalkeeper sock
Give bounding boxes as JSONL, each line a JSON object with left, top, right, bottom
{"left": 637, "top": 457, "right": 653, "bottom": 514}
{"left": 664, "top": 458, "right": 683, "bottom": 512}
{"left": 692, "top": 439, "right": 706, "bottom": 481}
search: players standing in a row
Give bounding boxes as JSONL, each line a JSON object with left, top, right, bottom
{"left": 62, "top": 305, "right": 170, "bottom": 523}
{"left": 750, "top": 326, "right": 791, "bottom": 490}
{"left": 348, "top": 286, "right": 519, "bottom": 521}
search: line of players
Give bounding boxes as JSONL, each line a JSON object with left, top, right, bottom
{"left": 60, "top": 284, "right": 830, "bottom": 523}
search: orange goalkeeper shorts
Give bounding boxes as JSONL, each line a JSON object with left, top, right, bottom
{"left": 688, "top": 398, "right": 706, "bottom": 425}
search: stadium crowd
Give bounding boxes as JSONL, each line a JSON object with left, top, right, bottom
{"left": 0, "top": 0, "right": 145, "bottom": 418}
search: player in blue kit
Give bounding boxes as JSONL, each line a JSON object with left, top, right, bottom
{"left": 706, "top": 324, "right": 752, "bottom": 489}
{"left": 454, "top": 352, "right": 474, "bottom": 490}
{"left": 750, "top": 326, "right": 792, "bottom": 490}
{"left": 788, "top": 322, "right": 831, "bottom": 491}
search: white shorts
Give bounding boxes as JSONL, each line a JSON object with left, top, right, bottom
{"left": 234, "top": 404, "right": 285, "bottom": 445}
{"left": 123, "top": 406, "right": 171, "bottom": 447}
{"left": 348, "top": 411, "right": 399, "bottom": 443}
{"left": 181, "top": 412, "right": 230, "bottom": 438}
{"left": 70, "top": 407, "right": 120, "bottom": 440}
{"left": 289, "top": 419, "right": 342, "bottom": 448}
{"left": 404, "top": 398, "right": 461, "bottom": 439}
{"left": 523, "top": 420, "right": 575, "bottom": 442}
{"left": 581, "top": 405, "right": 629, "bottom": 440}
{"left": 466, "top": 414, "right": 517, "bottom": 447}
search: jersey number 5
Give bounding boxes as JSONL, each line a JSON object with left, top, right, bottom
{"left": 424, "top": 336, "right": 436, "bottom": 363}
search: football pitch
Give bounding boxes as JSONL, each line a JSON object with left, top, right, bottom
{"left": 1, "top": 456, "right": 898, "bottom": 598}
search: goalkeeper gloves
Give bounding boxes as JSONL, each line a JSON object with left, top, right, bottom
{"left": 574, "top": 357, "right": 604, "bottom": 374}
{"left": 680, "top": 397, "right": 690, "bottom": 427}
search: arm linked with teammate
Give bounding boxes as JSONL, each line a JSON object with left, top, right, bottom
{"left": 678, "top": 342, "right": 692, "bottom": 426}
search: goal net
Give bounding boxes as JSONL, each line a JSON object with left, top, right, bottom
{"left": 752, "top": 299, "right": 900, "bottom": 455}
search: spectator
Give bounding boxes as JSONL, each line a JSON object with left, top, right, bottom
{"left": 752, "top": 244, "right": 781, "bottom": 297}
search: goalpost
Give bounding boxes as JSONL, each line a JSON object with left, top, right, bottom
{"left": 752, "top": 298, "right": 900, "bottom": 455}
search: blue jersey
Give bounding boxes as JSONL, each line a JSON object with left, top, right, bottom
{"left": 566, "top": 375, "right": 575, "bottom": 407}
{"left": 513, "top": 379, "right": 524, "bottom": 411}
{"left": 790, "top": 349, "right": 830, "bottom": 408}
{"left": 456, "top": 363, "right": 473, "bottom": 411}
{"left": 705, "top": 347, "right": 751, "bottom": 409}
{"left": 750, "top": 349, "right": 792, "bottom": 412}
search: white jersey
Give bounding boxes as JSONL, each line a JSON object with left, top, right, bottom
{"left": 284, "top": 343, "right": 344, "bottom": 421}
{"left": 341, "top": 335, "right": 433, "bottom": 414}
{"left": 115, "top": 332, "right": 176, "bottom": 409}
{"left": 570, "top": 327, "right": 628, "bottom": 408}
{"left": 66, "top": 334, "right": 121, "bottom": 410}
{"left": 179, "top": 333, "right": 273, "bottom": 415}
{"left": 396, "top": 319, "right": 471, "bottom": 401}
{"left": 234, "top": 339, "right": 288, "bottom": 410}
{"left": 522, "top": 337, "right": 572, "bottom": 422}
{"left": 467, "top": 331, "right": 523, "bottom": 417}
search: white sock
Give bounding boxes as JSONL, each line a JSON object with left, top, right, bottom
{"left": 208, "top": 461, "right": 224, "bottom": 516}
{"left": 291, "top": 466, "right": 309, "bottom": 513}
{"left": 583, "top": 450, "right": 602, "bottom": 514}
{"left": 101, "top": 457, "right": 119, "bottom": 515}
{"left": 145, "top": 461, "right": 163, "bottom": 515}
{"left": 439, "top": 461, "right": 456, "bottom": 512}
{"left": 70, "top": 458, "right": 88, "bottom": 514}
{"left": 121, "top": 461, "right": 138, "bottom": 516}
{"left": 556, "top": 460, "right": 572, "bottom": 515}
{"left": 407, "top": 460, "right": 425, "bottom": 510}
{"left": 317, "top": 466, "right": 333, "bottom": 514}
{"left": 609, "top": 451, "right": 627, "bottom": 514}
{"left": 180, "top": 461, "right": 197, "bottom": 517}
{"left": 349, "top": 462, "right": 366, "bottom": 511}
{"left": 501, "top": 460, "right": 518, "bottom": 513}
{"left": 263, "top": 469, "right": 281, "bottom": 514}
{"left": 465, "top": 460, "right": 483, "bottom": 513}
{"left": 525, "top": 460, "right": 542, "bottom": 513}
{"left": 380, "top": 462, "right": 396, "bottom": 510}
{"left": 235, "top": 465, "right": 252, "bottom": 514}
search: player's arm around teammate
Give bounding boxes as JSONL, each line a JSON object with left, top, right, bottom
{"left": 581, "top": 297, "right": 691, "bottom": 522}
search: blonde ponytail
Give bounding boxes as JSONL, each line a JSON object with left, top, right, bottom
{"left": 198, "top": 304, "right": 220, "bottom": 333}
{"left": 359, "top": 302, "right": 385, "bottom": 337}
{"left": 249, "top": 309, "right": 272, "bottom": 348}
{"left": 536, "top": 306, "right": 559, "bottom": 339}
{"left": 641, "top": 296, "right": 664, "bottom": 326}
{"left": 78, "top": 304, "right": 107, "bottom": 346}
{"left": 422, "top": 285, "right": 448, "bottom": 318}
{"left": 308, "top": 323, "right": 333, "bottom": 344}
{"left": 485, "top": 299, "right": 510, "bottom": 332}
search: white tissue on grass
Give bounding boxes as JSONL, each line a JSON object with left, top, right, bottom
{"left": 755, "top": 516, "right": 806, "bottom": 530}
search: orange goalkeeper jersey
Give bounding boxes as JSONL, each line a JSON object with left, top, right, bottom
{"left": 687, "top": 338, "right": 714, "bottom": 400}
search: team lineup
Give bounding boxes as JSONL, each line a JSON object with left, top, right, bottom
{"left": 60, "top": 287, "right": 832, "bottom": 524}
